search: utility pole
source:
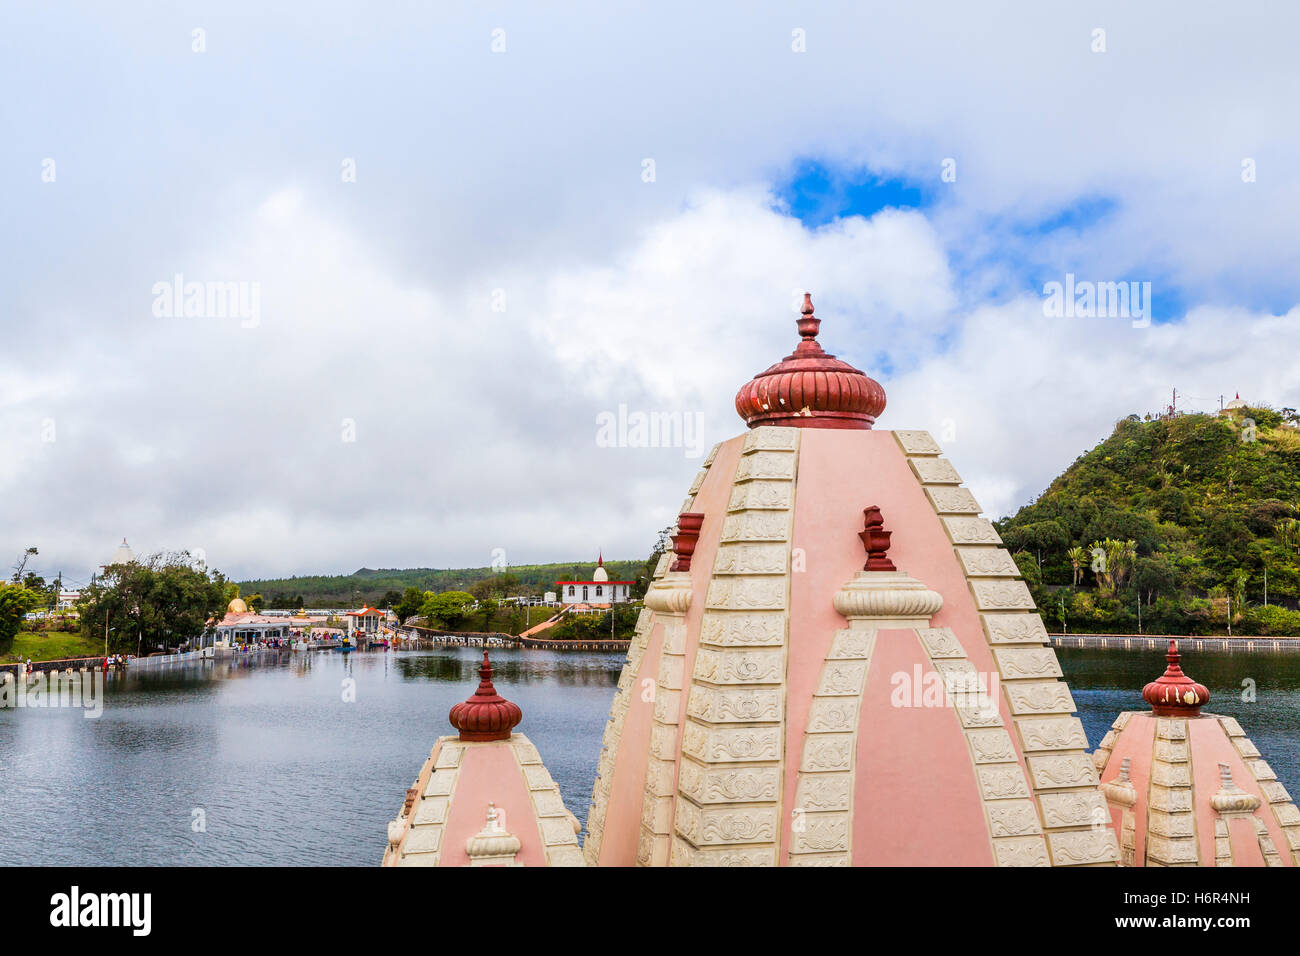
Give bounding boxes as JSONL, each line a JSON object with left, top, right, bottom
{"left": 1226, "top": 592, "right": 1232, "bottom": 637}
{"left": 1137, "top": 598, "right": 1142, "bottom": 634}
{"left": 1264, "top": 565, "right": 1268, "bottom": 606}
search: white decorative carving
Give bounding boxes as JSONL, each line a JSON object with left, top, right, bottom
{"left": 699, "top": 612, "right": 786, "bottom": 647}
{"left": 728, "top": 481, "right": 794, "bottom": 512}
{"left": 712, "top": 542, "right": 788, "bottom": 575}
{"left": 909, "top": 457, "right": 962, "bottom": 484}
{"left": 925, "top": 486, "right": 982, "bottom": 514}
{"left": 955, "top": 547, "right": 1020, "bottom": 577}
{"left": 981, "top": 613, "right": 1049, "bottom": 645}
{"left": 693, "top": 647, "right": 785, "bottom": 685}
{"left": 705, "top": 576, "right": 787, "bottom": 610}
{"left": 1027, "top": 754, "right": 1099, "bottom": 789}
{"left": 942, "top": 517, "right": 1003, "bottom": 545}
{"left": 970, "top": 579, "right": 1036, "bottom": 611}
{"left": 893, "top": 429, "right": 942, "bottom": 455}
{"left": 917, "top": 627, "right": 966, "bottom": 659}
{"left": 832, "top": 570, "right": 943, "bottom": 622}
{"left": 720, "top": 511, "right": 792, "bottom": 542}
{"left": 993, "top": 647, "right": 1064, "bottom": 679}
{"left": 1015, "top": 716, "right": 1088, "bottom": 752}
{"left": 1005, "top": 681, "right": 1075, "bottom": 715}
{"left": 743, "top": 426, "right": 799, "bottom": 452}
{"left": 733, "top": 451, "right": 797, "bottom": 481}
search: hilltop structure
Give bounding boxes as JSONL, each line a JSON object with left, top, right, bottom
{"left": 384, "top": 293, "right": 1295, "bottom": 867}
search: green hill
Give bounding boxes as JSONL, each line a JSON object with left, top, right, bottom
{"left": 237, "top": 560, "right": 647, "bottom": 609}
{"left": 995, "top": 406, "right": 1300, "bottom": 635}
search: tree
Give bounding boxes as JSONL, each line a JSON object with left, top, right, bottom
{"left": 1001, "top": 520, "right": 1069, "bottom": 565}
{"left": 1131, "top": 555, "right": 1177, "bottom": 606}
{"left": 421, "top": 591, "right": 475, "bottom": 630}
{"left": 393, "top": 587, "right": 424, "bottom": 624}
{"left": 0, "top": 583, "right": 41, "bottom": 651}
{"left": 1066, "top": 546, "right": 1086, "bottom": 587}
{"left": 380, "top": 589, "right": 402, "bottom": 609}
{"left": 476, "top": 597, "right": 499, "bottom": 630}
{"left": 77, "top": 552, "right": 229, "bottom": 655}
{"left": 10, "top": 547, "right": 38, "bottom": 584}
{"left": 245, "top": 592, "right": 264, "bottom": 613}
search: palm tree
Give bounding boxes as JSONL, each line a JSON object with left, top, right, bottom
{"left": 1112, "top": 539, "right": 1138, "bottom": 590}
{"left": 1066, "top": 546, "right": 1086, "bottom": 587}
{"left": 1088, "top": 540, "right": 1112, "bottom": 593}
{"left": 1229, "top": 569, "right": 1249, "bottom": 612}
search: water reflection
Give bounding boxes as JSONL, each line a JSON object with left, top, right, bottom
{"left": 0, "top": 644, "right": 1294, "bottom": 866}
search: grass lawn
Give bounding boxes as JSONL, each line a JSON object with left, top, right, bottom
{"left": 1, "top": 629, "right": 104, "bottom": 664}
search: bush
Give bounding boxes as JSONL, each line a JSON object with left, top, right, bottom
{"left": 1240, "top": 604, "right": 1300, "bottom": 636}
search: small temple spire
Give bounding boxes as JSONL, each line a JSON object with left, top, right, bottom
{"left": 1141, "top": 639, "right": 1209, "bottom": 716}
{"left": 670, "top": 513, "right": 705, "bottom": 572}
{"left": 448, "top": 650, "right": 523, "bottom": 741}
{"left": 858, "top": 506, "right": 897, "bottom": 571}
{"left": 733, "top": 292, "right": 886, "bottom": 430}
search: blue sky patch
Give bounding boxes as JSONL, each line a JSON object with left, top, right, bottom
{"left": 775, "top": 160, "right": 928, "bottom": 227}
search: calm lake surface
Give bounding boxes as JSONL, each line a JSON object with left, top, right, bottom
{"left": 0, "top": 645, "right": 1296, "bottom": 866}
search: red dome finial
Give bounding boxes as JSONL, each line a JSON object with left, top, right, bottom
{"left": 734, "top": 293, "right": 886, "bottom": 430}
{"left": 1141, "top": 640, "right": 1209, "bottom": 716}
{"left": 449, "top": 650, "right": 523, "bottom": 741}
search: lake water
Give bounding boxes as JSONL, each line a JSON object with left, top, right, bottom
{"left": 0, "top": 644, "right": 1296, "bottom": 866}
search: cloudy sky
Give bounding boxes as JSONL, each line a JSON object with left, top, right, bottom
{"left": 5, "top": 2, "right": 1300, "bottom": 585}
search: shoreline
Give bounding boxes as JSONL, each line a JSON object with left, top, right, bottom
{"left": 1051, "top": 633, "right": 1300, "bottom": 651}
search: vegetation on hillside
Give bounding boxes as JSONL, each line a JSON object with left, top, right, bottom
{"left": 997, "top": 407, "right": 1300, "bottom": 635}
{"left": 239, "top": 560, "right": 647, "bottom": 609}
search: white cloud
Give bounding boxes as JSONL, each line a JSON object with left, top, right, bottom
{"left": 7, "top": 2, "right": 1300, "bottom": 582}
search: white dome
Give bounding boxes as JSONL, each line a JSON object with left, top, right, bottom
{"left": 108, "top": 538, "right": 135, "bottom": 566}
{"left": 592, "top": 565, "right": 609, "bottom": 582}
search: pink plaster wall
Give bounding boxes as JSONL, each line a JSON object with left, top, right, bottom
{"left": 780, "top": 429, "right": 1014, "bottom": 864}
{"left": 1188, "top": 718, "right": 1290, "bottom": 866}
{"left": 439, "top": 741, "right": 546, "bottom": 867}
{"left": 853, "top": 628, "right": 994, "bottom": 865}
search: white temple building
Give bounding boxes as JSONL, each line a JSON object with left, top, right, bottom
{"left": 555, "top": 555, "right": 633, "bottom": 606}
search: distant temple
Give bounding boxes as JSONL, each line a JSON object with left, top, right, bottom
{"left": 555, "top": 555, "right": 633, "bottom": 607}
{"left": 383, "top": 293, "right": 1297, "bottom": 867}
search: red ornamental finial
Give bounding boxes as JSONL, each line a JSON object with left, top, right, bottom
{"left": 448, "top": 650, "right": 522, "bottom": 741}
{"left": 598, "top": 551, "right": 603, "bottom": 567}
{"left": 734, "top": 293, "right": 887, "bottom": 430}
{"left": 670, "top": 513, "right": 705, "bottom": 572}
{"left": 859, "top": 506, "right": 896, "bottom": 571}
{"left": 1141, "top": 640, "right": 1209, "bottom": 716}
